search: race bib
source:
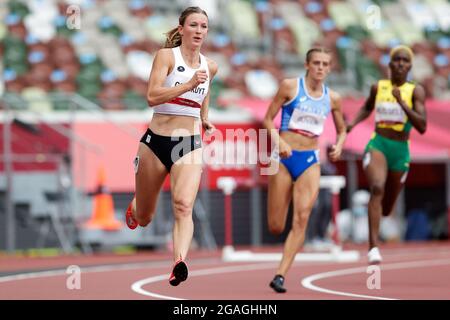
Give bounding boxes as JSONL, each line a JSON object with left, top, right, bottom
{"left": 288, "top": 108, "right": 325, "bottom": 136}
{"left": 375, "top": 102, "right": 406, "bottom": 124}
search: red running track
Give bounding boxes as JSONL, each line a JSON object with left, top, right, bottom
{"left": 0, "top": 242, "right": 449, "bottom": 300}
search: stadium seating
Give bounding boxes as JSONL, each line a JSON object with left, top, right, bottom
{"left": 1, "top": 0, "right": 450, "bottom": 109}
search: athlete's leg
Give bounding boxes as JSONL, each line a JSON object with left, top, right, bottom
{"left": 382, "top": 170, "right": 407, "bottom": 217}
{"left": 267, "top": 161, "right": 293, "bottom": 235}
{"left": 132, "top": 143, "right": 168, "bottom": 226}
{"left": 268, "top": 160, "right": 293, "bottom": 292}
{"left": 364, "top": 150, "right": 388, "bottom": 250}
{"left": 276, "top": 164, "right": 321, "bottom": 276}
{"left": 169, "top": 148, "right": 203, "bottom": 262}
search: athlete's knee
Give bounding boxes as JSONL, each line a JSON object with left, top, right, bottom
{"left": 135, "top": 208, "right": 154, "bottom": 227}
{"left": 173, "top": 197, "right": 193, "bottom": 219}
{"left": 292, "top": 211, "right": 310, "bottom": 232}
{"left": 369, "top": 183, "right": 384, "bottom": 197}
{"left": 269, "top": 220, "right": 285, "bottom": 235}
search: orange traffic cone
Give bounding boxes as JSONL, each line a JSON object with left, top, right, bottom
{"left": 85, "top": 166, "right": 123, "bottom": 231}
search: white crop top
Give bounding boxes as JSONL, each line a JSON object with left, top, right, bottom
{"left": 153, "top": 46, "right": 210, "bottom": 118}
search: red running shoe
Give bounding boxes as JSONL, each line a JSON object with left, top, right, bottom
{"left": 169, "top": 259, "right": 188, "bottom": 286}
{"left": 125, "top": 199, "right": 138, "bottom": 230}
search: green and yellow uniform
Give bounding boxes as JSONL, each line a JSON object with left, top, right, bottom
{"left": 364, "top": 79, "right": 415, "bottom": 172}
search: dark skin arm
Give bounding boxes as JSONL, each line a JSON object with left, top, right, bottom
{"left": 346, "top": 84, "right": 377, "bottom": 133}
{"left": 392, "top": 84, "right": 427, "bottom": 134}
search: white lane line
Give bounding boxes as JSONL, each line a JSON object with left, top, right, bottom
{"left": 0, "top": 259, "right": 216, "bottom": 284}
{"left": 301, "top": 258, "right": 450, "bottom": 300}
{"left": 0, "top": 269, "right": 68, "bottom": 283}
{"left": 131, "top": 262, "right": 279, "bottom": 300}
{"left": 0, "top": 262, "right": 164, "bottom": 283}
{"left": 0, "top": 258, "right": 225, "bottom": 283}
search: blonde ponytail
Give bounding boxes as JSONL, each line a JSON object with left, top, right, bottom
{"left": 164, "top": 27, "right": 182, "bottom": 48}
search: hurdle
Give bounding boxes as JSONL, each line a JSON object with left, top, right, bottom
{"left": 217, "top": 176, "right": 360, "bottom": 263}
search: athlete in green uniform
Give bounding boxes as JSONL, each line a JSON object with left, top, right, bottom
{"left": 347, "top": 45, "right": 427, "bottom": 264}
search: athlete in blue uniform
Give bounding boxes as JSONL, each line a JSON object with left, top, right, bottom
{"left": 263, "top": 48, "right": 347, "bottom": 293}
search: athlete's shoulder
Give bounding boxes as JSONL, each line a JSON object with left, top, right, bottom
{"left": 328, "top": 89, "right": 342, "bottom": 110}
{"left": 154, "top": 47, "right": 174, "bottom": 63}
{"left": 278, "top": 78, "right": 299, "bottom": 99}
{"left": 328, "top": 89, "right": 341, "bottom": 101}
{"left": 412, "top": 83, "right": 426, "bottom": 98}
{"left": 156, "top": 47, "right": 173, "bottom": 56}
{"left": 406, "top": 80, "right": 418, "bottom": 88}
{"left": 280, "top": 78, "right": 298, "bottom": 90}
{"left": 205, "top": 56, "right": 218, "bottom": 76}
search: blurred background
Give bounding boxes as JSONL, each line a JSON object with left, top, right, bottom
{"left": 0, "top": 0, "right": 449, "bottom": 256}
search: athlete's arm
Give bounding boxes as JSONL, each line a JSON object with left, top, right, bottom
{"left": 262, "top": 78, "right": 296, "bottom": 158}
{"left": 329, "top": 90, "right": 346, "bottom": 162}
{"left": 147, "top": 49, "right": 208, "bottom": 107}
{"left": 392, "top": 84, "right": 427, "bottom": 134}
{"left": 347, "top": 84, "right": 377, "bottom": 133}
{"left": 200, "top": 58, "right": 219, "bottom": 134}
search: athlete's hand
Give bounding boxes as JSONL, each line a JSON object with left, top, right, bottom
{"left": 328, "top": 144, "right": 342, "bottom": 162}
{"left": 202, "top": 119, "right": 216, "bottom": 135}
{"left": 188, "top": 69, "right": 208, "bottom": 89}
{"left": 278, "top": 139, "right": 292, "bottom": 159}
{"left": 392, "top": 87, "right": 402, "bottom": 103}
